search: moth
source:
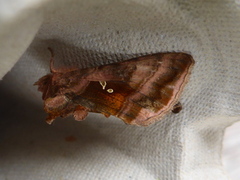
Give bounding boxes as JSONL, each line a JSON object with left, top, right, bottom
{"left": 34, "top": 48, "right": 194, "bottom": 126}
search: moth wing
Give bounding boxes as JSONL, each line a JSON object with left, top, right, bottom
{"left": 73, "top": 53, "right": 194, "bottom": 126}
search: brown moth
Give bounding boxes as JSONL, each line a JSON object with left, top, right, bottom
{"left": 34, "top": 48, "right": 194, "bottom": 126}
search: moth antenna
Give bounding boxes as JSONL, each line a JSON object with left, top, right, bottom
{"left": 48, "top": 47, "right": 58, "bottom": 73}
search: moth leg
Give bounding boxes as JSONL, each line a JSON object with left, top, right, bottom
{"left": 172, "top": 102, "right": 182, "bottom": 114}
{"left": 101, "top": 112, "right": 111, "bottom": 118}
{"left": 73, "top": 106, "right": 89, "bottom": 121}
{"left": 46, "top": 114, "right": 58, "bottom": 125}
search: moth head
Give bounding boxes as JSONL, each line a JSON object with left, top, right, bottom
{"left": 34, "top": 72, "right": 68, "bottom": 100}
{"left": 34, "top": 74, "right": 53, "bottom": 100}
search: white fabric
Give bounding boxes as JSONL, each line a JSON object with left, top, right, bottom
{"left": 0, "top": 0, "right": 240, "bottom": 179}
{"left": 223, "top": 122, "right": 240, "bottom": 180}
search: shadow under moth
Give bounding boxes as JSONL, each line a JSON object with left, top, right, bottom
{"left": 34, "top": 48, "right": 194, "bottom": 126}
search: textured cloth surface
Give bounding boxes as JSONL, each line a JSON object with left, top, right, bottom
{"left": 0, "top": 0, "right": 240, "bottom": 180}
{"left": 223, "top": 122, "right": 240, "bottom": 180}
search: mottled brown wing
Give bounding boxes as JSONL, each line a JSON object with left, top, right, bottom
{"left": 70, "top": 53, "right": 194, "bottom": 126}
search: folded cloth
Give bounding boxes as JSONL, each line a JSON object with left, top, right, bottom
{"left": 0, "top": 0, "right": 240, "bottom": 179}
